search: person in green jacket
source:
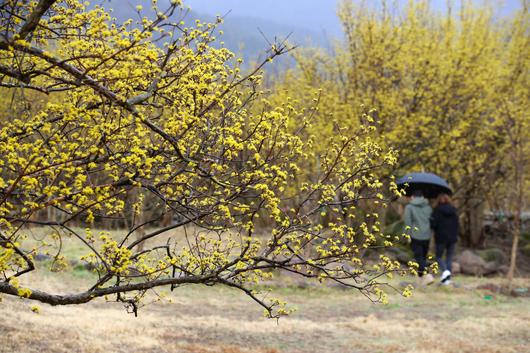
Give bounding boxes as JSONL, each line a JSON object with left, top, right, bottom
{"left": 404, "top": 190, "right": 433, "bottom": 284}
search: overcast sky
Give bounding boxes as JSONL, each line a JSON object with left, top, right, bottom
{"left": 184, "top": 0, "right": 521, "bottom": 39}
{"left": 185, "top": 0, "right": 343, "bottom": 37}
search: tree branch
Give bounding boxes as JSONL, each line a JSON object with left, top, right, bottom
{"left": 18, "top": 0, "right": 58, "bottom": 40}
{"left": 0, "top": 275, "right": 210, "bottom": 306}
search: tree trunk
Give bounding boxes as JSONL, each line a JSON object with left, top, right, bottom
{"left": 461, "top": 197, "right": 485, "bottom": 248}
{"left": 161, "top": 210, "right": 173, "bottom": 227}
{"left": 507, "top": 149, "right": 524, "bottom": 292}
{"left": 507, "top": 216, "right": 520, "bottom": 292}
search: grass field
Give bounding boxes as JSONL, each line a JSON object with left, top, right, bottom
{"left": 1, "top": 270, "right": 528, "bottom": 353}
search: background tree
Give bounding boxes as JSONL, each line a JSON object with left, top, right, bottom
{"left": 272, "top": 0, "right": 529, "bottom": 248}
{"left": 490, "top": 3, "right": 529, "bottom": 289}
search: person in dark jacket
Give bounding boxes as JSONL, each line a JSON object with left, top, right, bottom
{"left": 431, "top": 193, "right": 458, "bottom": 285}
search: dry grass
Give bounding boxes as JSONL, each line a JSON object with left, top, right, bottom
{"left": 1, "top": 272, "right": 529, "bottom": 353}
{"left": 4, "top": 226, "right": 530, "bottom": 352}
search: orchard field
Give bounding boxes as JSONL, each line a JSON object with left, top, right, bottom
{"left": 0, "top": 1, "right": 529, "bottom": 352}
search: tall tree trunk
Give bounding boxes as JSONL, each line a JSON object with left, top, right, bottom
{"left": 507, "top": 148, "right": 524, "bottom": 292}
{"left": 461, "top": 196, "right": 485, "bottom": 248}
{"left": 507, "top": 217, "right": 520, "bottom": 292}
{"left": 161, "top": 209, "right": 173, "bottom": 227}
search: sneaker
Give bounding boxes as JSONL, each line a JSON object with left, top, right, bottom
{"left": 440, "top": 270, "right": 451, "bottom": 283}
{"left": 441, "top": 279, "right": 452, "bottom": 286}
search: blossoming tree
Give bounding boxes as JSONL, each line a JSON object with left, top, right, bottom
{"left": 0, "top": 0, "right": 404, "bottom": 316}
{"left": 274, "top": 0, "right": 529, "bottom": 249}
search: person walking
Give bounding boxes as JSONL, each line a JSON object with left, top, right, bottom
{"left": 404, "top": 190, "right": 433, "bottom": 285}
{"left": 431, "top": 193, "right": 459, "bottom": 285}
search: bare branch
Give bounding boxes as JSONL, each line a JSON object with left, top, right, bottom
{"left": 18, "top": 0, "right": 58, "bottom": 40}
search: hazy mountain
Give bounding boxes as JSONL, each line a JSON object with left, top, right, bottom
{"left": 94, "top": 0, "right": 521, "bottom": 68}
{"left": 178, "top": 0, "right": 521, "bottom": 39}
{"left": 94, "top": 0, "right": 341, "bottom": 68}
{"left": 186, "top": 0, "right": 343, "bottom": 38}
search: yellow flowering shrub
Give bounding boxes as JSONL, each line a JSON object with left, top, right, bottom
{"left": 271, "top": 0, "right": 529, "bottom": 247}
{"left": 0, "top": 0, "right": 412, "bottom": 316}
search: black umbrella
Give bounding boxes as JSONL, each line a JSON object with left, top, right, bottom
{"left": 396, "top": 172, "right": 452, "bottom": 198}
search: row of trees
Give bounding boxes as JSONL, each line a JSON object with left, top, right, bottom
{"left": 270, "top": 0, "right": 529, "bottom": 280}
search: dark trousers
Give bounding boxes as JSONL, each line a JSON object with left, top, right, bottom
{"left": 411, "top": 239, "right": 430, "bottom": 276}
{"left": 435, "top": 241, "right": 456, "bottom": 273}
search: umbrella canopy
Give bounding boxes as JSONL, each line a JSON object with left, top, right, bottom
{"left": 396, "top": 172, "right": 452, "bottom": 198}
